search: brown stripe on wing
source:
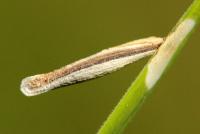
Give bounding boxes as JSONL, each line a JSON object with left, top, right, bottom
{"left": 28, "top": 42, "right": 162, "bottom": 90}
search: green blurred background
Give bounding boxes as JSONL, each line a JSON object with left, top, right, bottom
{"left": 0, "top": 0, "right": 200, "bottom": 133}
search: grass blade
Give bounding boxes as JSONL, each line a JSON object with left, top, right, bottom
{"left": 98, "top": 0, "right": 200, "bottom": 133}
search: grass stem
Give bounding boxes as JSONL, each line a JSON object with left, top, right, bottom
{"left": 97, "top": 0, "right": 200, "bottom": 133}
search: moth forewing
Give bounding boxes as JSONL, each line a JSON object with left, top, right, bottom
{"left": 20, "top": 36, "right": 164, "bottom": 96}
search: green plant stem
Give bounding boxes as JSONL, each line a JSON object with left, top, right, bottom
{"left": 97, "top": 0, "right": 200, "bottom": 134}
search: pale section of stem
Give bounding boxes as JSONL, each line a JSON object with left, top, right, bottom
{"left": 146, "top": 19, "right": 195, "bottom": 89}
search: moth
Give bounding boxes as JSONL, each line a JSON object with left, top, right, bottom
{"left": 21, "top": 37, "right": 164, "bottom": 96}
